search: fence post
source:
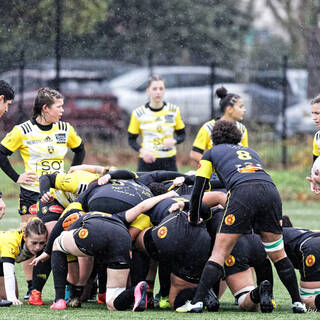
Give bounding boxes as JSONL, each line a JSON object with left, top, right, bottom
{"left": 281, "top": 55, "right": 288, "bottom": 168}
{"left": 55, "top": 0, "right": 62, "bottom": 91}
{"left": 18, "top": 49, "right": 25, "bottom": 124}
{"left": 210, "top": 60, "right": 216, "bottom": 120}
{"left": 148, "top": 50, "right": 153, "bottom": 77}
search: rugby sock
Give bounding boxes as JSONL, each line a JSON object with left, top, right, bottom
{"left": 274, "top": 257, "right": 301, "bottom": 303}
{"left": 51, "top": 251, "right": 68, "bottom": 301}
{"left": 158, "top": 262, "right": 171, "bottom": 297}
{"left": 98, "top": 268, "right": 107, "bottom": 294}
{"left": 174, "top": 288, "right": 197, "bottom": 309}
{"left": 192, "top": 261, "right": 224, "bottom": 304}
{"left": 32, "top": 258, "right": 51, "bottom": 291}
{"left": 249, "top": 287, "right": 260, "bottom": 304}
{"left": 113, "top": 287, "right": 135, "bottom": 310}
{"left": 70, "top": 285, "right": 84, "bottom": 299}
{"left": 255, "top": 259, "right": 273, "bottom": 287}
{"left": 27, "top": 280, "right": 33, "bottom": 291}
{"left": 315, "top": 294, "right": 320, "bottom": 310}
{"left": 131, "top": 250, "right": 150, "bottom": 286}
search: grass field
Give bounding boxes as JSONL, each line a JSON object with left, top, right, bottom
{"left": 1, "top": 198, "right": 319, "bottom": 319}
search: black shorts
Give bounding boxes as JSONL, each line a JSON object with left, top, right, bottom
{"left": 37, "top": 199, "right": 64, "bottom": 223}
{"left": 138, "top": 156, "right": 177, "bottom": 172}
{"left": 72, "top": 217, "right": 132, "bottom": 269}
{"left": 299, "top": 237, "right": 320, "bottom": 282}
{"left": 224, "top": 234, "right": 267, "bottom": 277}
{"left": 19, "top": 187, "right": 40, "bottom": 216}
{"left": 220, "top": 181, "right": 282, "bottom": 235}
{"left": 88, "top": 197, "right": 132, "bottom": 214}
{"left": 144, "top": 212, "right": 211, "bottom": 283}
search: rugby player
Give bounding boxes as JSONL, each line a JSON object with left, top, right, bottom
{"left": 178, "top": 120, "right": 306, "bottom": 313}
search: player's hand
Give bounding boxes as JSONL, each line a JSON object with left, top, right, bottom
{"left": 306, "top": 171, "right": 320, "bottom": 194}
{"left": 17, "top": 171, "right": 37, "bottom": 186}
{"left": 164, "top": 190, "right": 179, "bottom": 198}
{"left": 68, "top": 165, "right": 85, "bottom": 174}
{"left": 168, "top": 201, "right": 185, "bottom": 212}
{"left": 173, "top": 176, "right": 185, "bottom": 187}
{"left": 163, "top": 138, "right": 176, "bottom": 148}
{"left": 140, "top": 148, "right": 156, "bottom": 163}
{"left": 30, "top": 252, "right": 50, "bottom": 266}
{"left": 98, "top": 174, "right": 111, "bottom": 185}
{"left": 40, "top": 192, "right": 54, "bottom": 204}
{"left": 11, "top": 298, "right": 23, "bottom": 305}
{"left": 187, "top": 212, "right": 203, "bottom": 225}
{"left": 0, "top": 198, "right": 6, "bottom": 219}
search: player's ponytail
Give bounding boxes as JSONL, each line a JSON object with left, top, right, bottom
{"left": 216, "top": 86, "right": 241, "bottom": 114}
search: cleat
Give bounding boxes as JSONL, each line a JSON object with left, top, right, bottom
{"left": 259, "top": 280, "right": 273, "bottom": 313}
{"left": 132, "top": 281, "right": 148, "bottom": 312}
{"left": 176, "top": 300, "right": 203, "bottom": 313}
{"left": 97, "top": 293, "right": 106, "bottom": 304}
{"left": 50, "top": 299, "right": 67, "bottom": 310}
{"left": 28, "top": 289, "right": 45, "bottom": 306}
{"left": 66, "top": 297, "right": 81, "bottom": 308}
{"left": 0, "top": 299, "right": 12, "bottom": 307}
{"left": 24, "top": 289, "right": 32, "bottom": 300}
{"left": 272, "top": 297, "right": 277, "bottom": 309}
{"left": 159, "top": 296, "right": 170, "bottom": 309}
{"left": 292, "top": 301, "right": 307, "bottom": 313}
{"left": 204, "top": 288, "right": 219, "bottom": 312}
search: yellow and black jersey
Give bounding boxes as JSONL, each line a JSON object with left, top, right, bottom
{"left": 0, "top": 229, "right": 33, "bottom": 263}
{"left": 1, "top": 120, "right": 82, "bottom": 193}
{"left": 50, "top": 171, "right": 100, "bottom": 208}
{"left": 128, "top": 103, "right": 185, "bottom": 158}
{"left": 192, "top": 119, "right": 248, "bottom": 153}
{"left": 313, "top": 130, "right": 320, "bottom": 157}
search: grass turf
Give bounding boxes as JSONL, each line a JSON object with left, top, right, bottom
{"left": 0, "top": 200, "right": 319, "bottom": 319}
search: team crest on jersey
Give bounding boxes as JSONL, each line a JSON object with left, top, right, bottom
{"left": 305, "top": 254, "right": 316, "bottom": 267}
{"left": 29, "top": 204, "right": 37, "bottom": 215}
{"left": 55, "top": 133, "right": 67, "bottom": 144}
{"left": 41, "top": 206, "right": 48, "bottom": 215}
{"left": 48, "top": 146, "right": 54, "bottom": 154}
{"left": 225, "top": 255, "right": 235, "bottom": 267}
{"left": 225, "top": 214, "right": 235, "bottom": 226}
{"left": 157, "top": 226, "right": 168, "bottom": 239}
{"left": 21, "top": 205, "right": 27, "bottom": 214}
{"left": 78, "top": 228, "right": 89, "bottom": 239}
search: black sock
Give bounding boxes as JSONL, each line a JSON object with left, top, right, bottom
{"left": 192, "top": 261, "right": 224, "bottom": 304}
{"left": 249, "top": 287, "right": 260, "bottom": 304}
{"left": 51, "top": 251, "right": 68, "bottom": 301}
{"left": 315, "top": 294, "right": 320, "bottom": 311}
{"left": 32, "top": 258, "right": 51, "bottom": 292}
{"left": 27, "top": 280, "right": 33, "bottom": 291}
{"left": 274, "top": 257, "right": 301, "bottom": 303}
{"left": 212, "top": 281, "right": 220, "bottom": 297}
{"left": 174, "top": 288, "right": 197, "bottom": 309}
{"left": 131, "top": 250, "right": 150, "bottom": 286}
{"left": 98, "top": 267, "right": 107, "bottom": 294}
{"left": 113, "top": 287, "right": 135, "bottom": 310}
{"left": 158, "top": 262, "right": 171, "bottom": 297}
{"left": 255, "top": 258, "right": 274, "bottom": 287}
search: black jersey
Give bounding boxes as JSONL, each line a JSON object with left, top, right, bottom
{"left": 198, "top": 144, "right": 273, "bottom": 190}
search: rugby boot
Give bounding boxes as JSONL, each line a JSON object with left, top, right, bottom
{"left": 259, "top": 280, "right": 273, "bottom": 313}
{"left": 97, "top": 293, "right": 106, "bottom": 304}
{"left": 24, "top": 288, "right": 32, "bottom": 300}
{"left": 28, "top": 289, "right": 45, "bottom": 305}
{"left": 292, "top": 301, "right": 307, "bottom": 313}
{"left": 159, "top": 295, "right": 170, "bottom": 309}
{"left": 132, "top": 281, "right": 149, "bottom": 312}
{"left": 176, "top": 300, "right": 204, "bottom": 313}
{"left": 0, "top": 299, "right": 12, "bottom": 307}
{"left": 50, "top": 299, "right": 67, "bottom": 310}
{"left": 204, "top": 288, "right": 219, "bottom": 312}
{"left": 66, "top": 297, "right": 81, "bottom": 308}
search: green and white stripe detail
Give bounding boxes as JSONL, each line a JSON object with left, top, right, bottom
{"left": 262, "top": 237, "right": 284, "bottom": 252}
{"left": 300, "top": 287, "right": 320, "bottom": 297}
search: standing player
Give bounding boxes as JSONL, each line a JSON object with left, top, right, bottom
{"left": 128, "top": 75, "right": 185, "bottom": 172}
{"left": 0, "top": 80, "right": 15, "bottom": 220}
{"left": 0, "top": 87, "right": 85, "bottom": 299}
{"left": 190, "top": 86, "right": 248, "bottom": 165}
{"left": 178, "top": 120, "right": 306, "bottom": 313}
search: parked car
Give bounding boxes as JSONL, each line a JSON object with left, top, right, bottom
{"left": 275, "top": 98, "right": 316, "bottom": 137}
{"left": 105, "top": 66, "right": 252, "bottom": 125}
{"left": 247, "top": 69, "right": 308, "bottom": 125}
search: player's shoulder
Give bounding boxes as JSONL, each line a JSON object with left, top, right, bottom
{"left": 235, "top": 121, "right": 247, "bottom": 133}
{"left": 203, "top": 119, "right": 216, "bottom": 131}
{"left": 17, "top": 120, "right": 34, "bottom": 134}
{"left": 164, "top": 102, "right": 179, "bottom": 112}
{"left": 55, "top": 121, "right": 70, "bottom": 131}
{"left": 314, "top": 129, "right": 320, "bottom": 143}
{"left": 132, "top": 104, "right": 147, "bottom": 117}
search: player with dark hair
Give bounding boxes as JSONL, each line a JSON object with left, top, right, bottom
{"left": 190, "top": 86, "right": 248, "bottom": 166}
{"left": 0, "top": 80, "right": 15, "bottom": 220}
{"left": 178, "top": 120, "right": 306, "bottom": 313}
{"left": 0, "top": 218, "right": 47, "bottom": 306}
{"left": 0, "top": 87, "right": 85, "bottom": 299}
{"left": 128, "top": 75, "right": 185, "bottom": 172}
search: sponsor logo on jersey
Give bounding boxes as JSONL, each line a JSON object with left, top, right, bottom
{"left": 44, "top": 136, "right": 53, "bottom": 142}
{"left": 26, "top": 140, "right": 41, "bottom": 145}
{"left": 165, "top": 114, "right": 175, "bottom": 123}
{"left": 55, "top": 133, "right": 67, "bottom": 144}
{"left": 225, "top": 255, "right": 235, "bottom": 267}
{"left": 78, "top": 228, "right": 89, "bottom": 239}
{"left": 29, "top": 204, "right": 37, "bottom": 215}
{"left": 49, "top": 205, "right": 64, "bottom": 214}
{"left": 157, "top": 226, "right": 168, "bottom": 239}
{"left": 225, "top": 214, "right": 235, "bottom": 226}
{"left": 305, "top": 254, "right": 316, "bottom": 267}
